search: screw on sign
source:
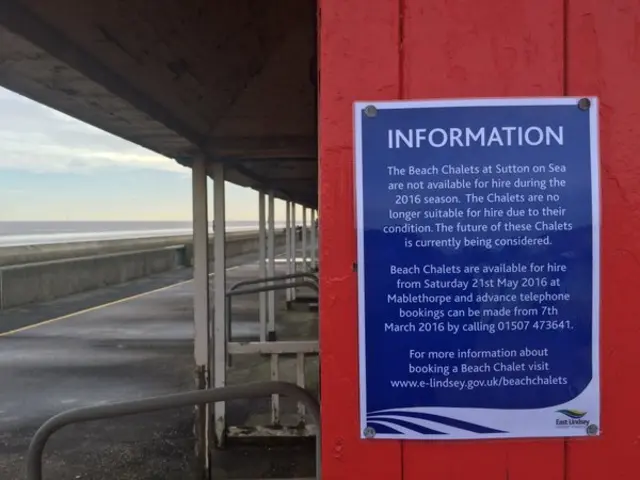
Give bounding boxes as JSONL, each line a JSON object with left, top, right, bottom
{"left": 578, "top": 97, "right": 591, "bottom": 110}
{"left": 363, "top": 105, "right": 377, "bottom": 117}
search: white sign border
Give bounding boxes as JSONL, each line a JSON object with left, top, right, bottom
{"left": 353, "top": 96, "right": 601, "bottom": 441}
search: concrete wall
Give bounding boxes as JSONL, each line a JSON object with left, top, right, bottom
{"left": 0, "top": 230, "right": 268, "bottom": 267}
{"left": 182, "top": 229, "right": 287, "bottom": 268}
{"left": 0, "top": 230, "right": 287, "bottom": 310}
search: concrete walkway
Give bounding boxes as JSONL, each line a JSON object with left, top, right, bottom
{"left": 0, "top": 252, "right": 318, "bottom": 479}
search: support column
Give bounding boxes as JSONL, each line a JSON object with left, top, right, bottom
{"left": 258, "top": 192, "right": 267, "bottom": 341}
{"left": 212, "top": 162, "right": 227, "bottom": 448}
{"left": 302, "top": 207, "right": 308, "bottom": 270}
{"left": 267, "top": 190, "right": 276, "bottom": 340}
{"left": 310, "top": 209, "right": 317, "bottom": 269}
{"left": 291, "top": 203, "right": 297, "bottom": 301}
{"left": 285, "top": 200, "right": 292, "bottom": 304}
{"left": 191, "top": 156, "right": 211, "bottom": 474}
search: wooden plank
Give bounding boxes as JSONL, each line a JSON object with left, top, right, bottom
{"left": 566, "top": 1, "right": 640, "bottom": 478}
{"left": 318, "top": 0, "right": 402, "bottom": 477}
{"left": 400, "top": 1, "right": 566, "bottom": 479}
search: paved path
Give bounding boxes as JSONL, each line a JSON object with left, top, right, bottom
{"left": 0, "top": 250, "right": 318, "bottom": 479}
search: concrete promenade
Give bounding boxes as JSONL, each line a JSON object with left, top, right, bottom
{"left": 0, "top": 230, "right": 286, "bottom": 310}
{"left": 0, "top": 249, "right": 318, "bottom": 479}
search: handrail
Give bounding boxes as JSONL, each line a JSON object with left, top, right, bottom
{"left": 227, "top": 281, "right": 319, "bottom": 298}
{"left": 227, "top": 272, "right": 318, "bottom": 293}
{"left": 26, "top": 381, "right": 321, "bottom": 480}
{"left": 226, "top": 281, "right": 319, "bottom": 343}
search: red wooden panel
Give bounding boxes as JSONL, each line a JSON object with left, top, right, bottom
{"left": 403, "top": 0, "right": 565, "bottom": 99}
{"left": 400, "top": 1, "right": 566, "bottom": 479}
{"left": 566, "top": 2, "right": 640, "bottom": 479}
{"left": 318, "top": 0, "right": 402, "bottom": 478}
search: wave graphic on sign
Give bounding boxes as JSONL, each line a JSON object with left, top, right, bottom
{"left": 556, "top": 409, "right": 587, "bottom": 419}
{"left": 366, "top": 409, "right": 506, "bottom": 436}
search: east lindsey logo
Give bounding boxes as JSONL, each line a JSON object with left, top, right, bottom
{"left": 555, "top": 409, "right": 590, "bottom": 428}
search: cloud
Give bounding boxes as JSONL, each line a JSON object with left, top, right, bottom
{"left": 0, "top": 87, "right": 187, "bottom": 174}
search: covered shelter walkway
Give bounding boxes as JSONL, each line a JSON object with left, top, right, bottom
{"left": 0, "top": 0, "right": 318, "bottom": 206}
{"left": 0, "top": 0, "right": 320, "bottom": 478}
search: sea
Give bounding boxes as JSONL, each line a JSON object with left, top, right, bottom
{"left": 0, "top": 221, "right": 285, "bottom": 247}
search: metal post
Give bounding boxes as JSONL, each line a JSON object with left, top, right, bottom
{"left": 285, "top": 201, "right": 292, "bottom": 303}
{"left": 191, "top": 156, "right": 210, "bottom": 474}
{"left": 291, "top": 204, "right": 297, "bottom": 300}
{"left": 258, "top": 192, "right": 267, "bottom": 342}
{"left": 310, "top": 209, "right": 317, "bottom": 268}
{"left": 267, "top": 191, "right": 276, "bottom": 341}
{"left": 302, "top": 207, "right": 308, "bottom": 270}
{"left": 212, "top": 162, "right": 227, "bottom": 448}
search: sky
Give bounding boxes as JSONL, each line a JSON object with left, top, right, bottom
{"left": 0, "top": 87, "right": 291, "bottom": 221}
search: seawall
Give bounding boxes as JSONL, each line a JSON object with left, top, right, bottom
{"left": 0, "top": 230, "right": 286, "bottom": 310}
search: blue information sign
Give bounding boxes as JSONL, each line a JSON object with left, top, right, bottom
{"left": 354, "top": 97, "right": 600, "bottom": 440}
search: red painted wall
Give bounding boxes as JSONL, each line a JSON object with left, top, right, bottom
{"left": 318, "top": 0, "right": 640, "bottom": 478}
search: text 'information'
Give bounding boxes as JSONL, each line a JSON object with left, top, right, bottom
{"left": 354, "top": 97, "right": 600, "bottom": 441}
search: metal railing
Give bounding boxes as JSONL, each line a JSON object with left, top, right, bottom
{"left": 225, "top": 280, "right": 319, "bottom": 342}
{"left": 26, "top": 381, "right": 321, "bottom": 480}
{"left": 227, "top": 340, "right": 320, "bottom": 430}
{"left": 223, "top": 280, "right": 320, "bottom": 440}
{"left": 227, "top": 272, "right": 318, "bottom": 321}
{"left": 227, "top": 272, "right": 318, "bottom": 293}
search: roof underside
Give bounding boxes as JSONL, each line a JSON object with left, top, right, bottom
{"left": 0, "top": 0, "right": 318, "bottom": 208}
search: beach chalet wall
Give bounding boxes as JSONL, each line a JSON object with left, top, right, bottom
{"left": 318, "top": 0, "right": 640, "bottom": 478}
